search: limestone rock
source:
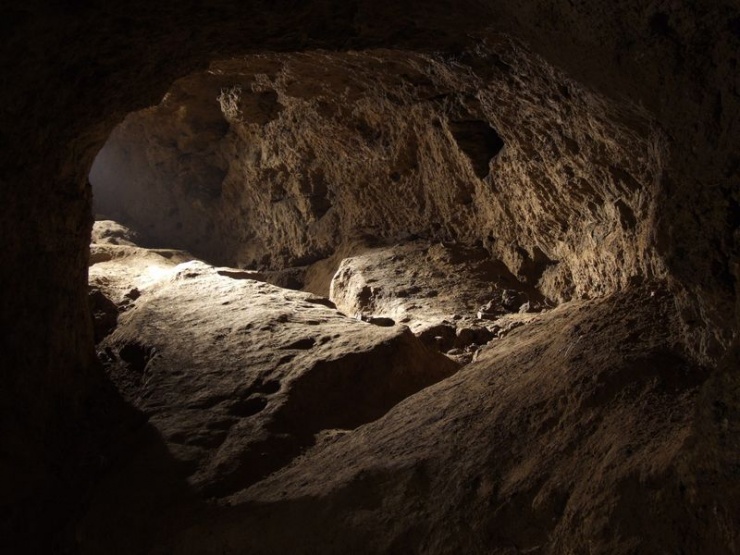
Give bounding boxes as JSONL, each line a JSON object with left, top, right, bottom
{"left": 90, "top": 41, "right": 663, "bottom": 308}
{"left": 91, "top": 220, "right": 141, "bottom": 247}
{"left": 209, "top": 288, "right": 729, "bottom": 555}
{"left": 88, "top": 243, "right": 193, "bottom": 305}
{"left": 327, "top": 240, "right": 547, "bottom": 362}
{"left": 78, "top": 286, "right": 740, "bottom": 555}
{"left": 80, "top": 243, "right": 458, "bottom": 549}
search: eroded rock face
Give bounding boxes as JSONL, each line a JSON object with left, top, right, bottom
{"left": 212, "top": 287, "right": 733, "bottom": 555}
{"left": 327, "top": 240, "right": 548, "bottom": 361}
{"left": 78, "top": 227, "right": 740, "bottom": 555}
{"left": 91, "top": 220, "right": 142, "bottom": 247}
{"left": 81, "top": 239, "right": 457, "bottom": 551}
{"left": 91, "top": 41, "right": 663, "bottom": 307}
{"left": 79, "top": 284, "right": 740, "bottom": 555}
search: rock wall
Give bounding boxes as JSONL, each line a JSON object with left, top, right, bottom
{"left": 93, "top": 41, "right": 664, "bottom": 306}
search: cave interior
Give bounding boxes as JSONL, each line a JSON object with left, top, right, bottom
{"left": 1, "top": 1, "right": 739, "bottom": 554}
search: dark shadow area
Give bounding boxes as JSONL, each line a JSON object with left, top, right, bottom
{"left": 0, "top": 370, "right": 196, "bottom": 555}
{"left": 448, "top": 120, "right": 505, "bottom": 179}
{"left": 76, "top": 422, "right": 207, "bottom": 555}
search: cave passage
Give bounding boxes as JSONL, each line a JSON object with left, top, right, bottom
{"left": 87, "top": 43, "right": 665, "bottom": 380}
{"left": 5, "top": 2, "right": 739, "bottom": 554}
{"left": 87, "top": 44, "right": 657, "bottom": 304}
{"left": 78, "top": 37, "right": 729, "bottom": 555}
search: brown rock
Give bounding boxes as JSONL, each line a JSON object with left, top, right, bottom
{"left": 91, "top": 220, "right": 141, "bottom": 247}
{"left": 175, "top": 288, "right": 728, "bottom": 555}
{"left": 79, "top": 247, "right": 458, "bottom": 549}
{"left": 1, "top": 2, "right": 738, "bottom": 552}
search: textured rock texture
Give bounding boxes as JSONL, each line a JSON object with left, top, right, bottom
{"left": 327, "top": 240, "right": 547, "bottom": 362}
{"left": 213, "top": 287, "right": 737, "bottom": 555}
{"left": 81, "top": 236, "right": 457, "bottom": 552}
{"left": 0, "top": 1, "right": 738, "bottom": 553}
{"left": 80, "top": 283, "right": 740, "bottom": 555}
{"left": 93, "top": 42, "right": 664, "bottom": 309}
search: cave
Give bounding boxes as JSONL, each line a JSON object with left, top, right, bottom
{"left": 2, "top": 2, "right": 739, "bottom": 554}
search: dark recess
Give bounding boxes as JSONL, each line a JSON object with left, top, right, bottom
{"left": 448, "top": 120, "right": 505, "bottom": 179}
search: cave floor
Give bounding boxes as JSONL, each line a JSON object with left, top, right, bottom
{"left": 76, "top": 220, "right": 738, "bottom": 554}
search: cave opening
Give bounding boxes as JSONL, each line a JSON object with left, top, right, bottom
{"left": 87, "top": 43, "right": 659, "bottom": 339}
{"left": 86, "top": 48, "right": 555, "bottom": 394}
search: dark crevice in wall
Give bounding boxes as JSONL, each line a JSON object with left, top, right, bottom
{"left": 448, "top": 119, "right": 505, "bottom": 179}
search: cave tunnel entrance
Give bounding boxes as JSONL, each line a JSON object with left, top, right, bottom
{"left": 84, "top": 50, "right": 546, "bottom": 535}
{"left": 87, "top": 48, "right": 517, "bottom": 275}
{"left": 84, "top": 42, "right": 664, "bottom": 464}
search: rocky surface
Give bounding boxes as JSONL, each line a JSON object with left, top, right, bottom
{"left": 78, "top": 225, "right": 739, "bottom": 555}
{"left": 214, "top": 287, "right": 737, "bottom": 555}
{"left": 1, "top": 1, "right": 738, "bottom": 553}
{"left": 90, "top": 219, "right": 142, "bottom": 247}
{"left": 81, "top": 232, "right": 458, "bottom": 551}
{"left": 79, "top": 283, "right": 740, "bottom": 555}
{"left": 92, "top": 42, "right": 664, "bottom": 311}
{"left": 326, "top": 240, "right": 548, "bottom": 362}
